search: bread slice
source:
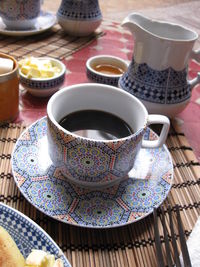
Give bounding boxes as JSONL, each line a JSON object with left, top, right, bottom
{"left": 0, "top": 226, "right": 25, "bottom": 267}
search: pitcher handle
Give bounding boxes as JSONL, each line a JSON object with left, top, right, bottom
{"left": 142, "top": 115, "right": 170, "bottom": 149}
{"left": 188, "top": 49, "right": 200, "bottom": 89}
{"left": 191, "top": 49, "right": 200, "bottom": 63}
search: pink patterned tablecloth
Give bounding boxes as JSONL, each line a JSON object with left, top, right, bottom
{"left": 16, "top": 21, "right": 200, "bottom": 161}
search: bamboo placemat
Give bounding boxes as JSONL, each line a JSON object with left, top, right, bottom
{"left": 0, "top": 121, "right": 200, "bottom": 267}
{"left": 0, "top": 24, "right": 103, "bottom": 60}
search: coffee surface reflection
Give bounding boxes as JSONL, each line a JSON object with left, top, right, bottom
{"left": 59, "top": 110, "right": 133, "bottom": 140}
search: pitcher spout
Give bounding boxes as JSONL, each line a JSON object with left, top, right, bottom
{"left": 121, "top": 13, "right": 147, "bottom": 35}
{"left": 121, "top": 12, "right": 198, "bottom": 42}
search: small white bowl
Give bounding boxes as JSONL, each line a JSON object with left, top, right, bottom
{"left": 19, "top": 57, "right": 66, "bottom": 97}
{"left": 86, "top": 55, "right": 128, "bottom": 87}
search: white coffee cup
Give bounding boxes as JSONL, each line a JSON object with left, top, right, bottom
{"left": 47, "top": 83, "right": 170, "bottom": 187}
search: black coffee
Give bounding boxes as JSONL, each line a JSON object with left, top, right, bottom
{"left": 59, "top": 110, "right": 133, "bottom": 140}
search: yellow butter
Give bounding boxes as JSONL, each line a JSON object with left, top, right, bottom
{"left": 45, "top": 255, "right": 56, "bottom": 267}
{"left": 42, "top": 60, "right": 53, "bottom": 69}
{"left": 18, "top": 58, "right": 27, "bottom": 68}
{"left": 52, "top": 66, "right": 61, "bottom": 74}
{"left": 53, "top": 259, "right": 64, "bottom": 267}
{"left": 27, "top": 68, "right": 42, "bottom": 78}
{"left": 41, "top": 69, "right": 55, "bottom": 78}
{"left": 25, "top": 249, "right": 47, "bottom": 266}
{"left": 24, "top": 249, "right": 64, "bottom": 267}
{"left": 21, "top": 65, "right": 31, "bottom": 75}
{"left": 19, "top": 57, "right": 61, "bottom": 79}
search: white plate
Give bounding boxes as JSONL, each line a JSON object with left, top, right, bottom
{"left": 0, "top": 11, "right": 56, "bottom": 37}
{"left": 0, "top": 202, "right": 71, "bottom": 267}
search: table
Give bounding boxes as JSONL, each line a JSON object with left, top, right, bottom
{"left": 18, "top": 0, "right": 200, "bottom": 162}
{"left": 0, "top": 3, "right": 200, "bottom": 267}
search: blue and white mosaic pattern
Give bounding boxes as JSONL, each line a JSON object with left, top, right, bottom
{"left": 0, "top": 0, "right": 40, "bottom": 20}
{"left": 57, "top": 0, "right": 102, "bottom": 21}
{"left": 47, "top": 117, "right": 144, "bottom": 185}
{"left": 0, "top": 203, "right": 71, "bottom": 267}
{"left": 0, "top": 11, "right": 57, "bottom": 36}
{"left": 12, "top": 117, "right": 173, "bottom": 228}
{"left": 119, "top": 59, "right": 190, "bottom": 104}
{"left": 87, "top": 68, "right": 120, "bottom": 87}
{"left": 20, "top": 73, "right": 65, "bottom": 90}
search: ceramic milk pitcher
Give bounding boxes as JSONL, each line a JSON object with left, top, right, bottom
{"left": 57, "top": 0, "right": 102, "bottom": 36}
{"left": 119, "top": 13, "right": 200, "bottom": 118}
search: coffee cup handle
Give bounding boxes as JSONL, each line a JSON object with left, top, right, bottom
{"left": 188, "top": 49, "right": 200, "bottom": 90}
{"left": 141, "top": 115, "right": 170, "bottom": 148}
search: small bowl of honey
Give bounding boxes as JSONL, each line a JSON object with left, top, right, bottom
{"left": 86, "top": 55, "right": 128, "bottom": 87}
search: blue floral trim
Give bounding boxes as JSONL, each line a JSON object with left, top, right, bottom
{"left": 0, "top": 204, "right": 71, "bottom": 266}
{"left": 87, "top": 68, "right": 119, "bottom": 86}
{"left": 0, "top": 0, "right": 40, "bottom": 20}
{"left": 20, "top": 74, "right": 65, "bottom": 89}
{"left": 57, "top": 0, "right": 102, "bottom": 21}
{"left": 119, "top": 59, "right": 190, "bottom": 104}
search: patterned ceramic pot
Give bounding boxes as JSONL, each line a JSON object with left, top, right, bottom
{"left": 119, "top": 13, "right": 200, "bottom": 118}
{"left": 47, "top": 83, "right": 170, "bottom": 188}
{"left": 0, "top": 0, "right": 41, "bottom": 30}
{"left": 57, "top": 0, "right": 102, "bottom": 36}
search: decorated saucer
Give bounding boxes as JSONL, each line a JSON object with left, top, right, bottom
{"left": 12, "top": 117, "right": 173, "bottom": 229}
{"left": 0, "top": 11, "right": 56, "bottom": 37}
{"left": 0, "top": 203, "right": 71, "bottom": 266}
